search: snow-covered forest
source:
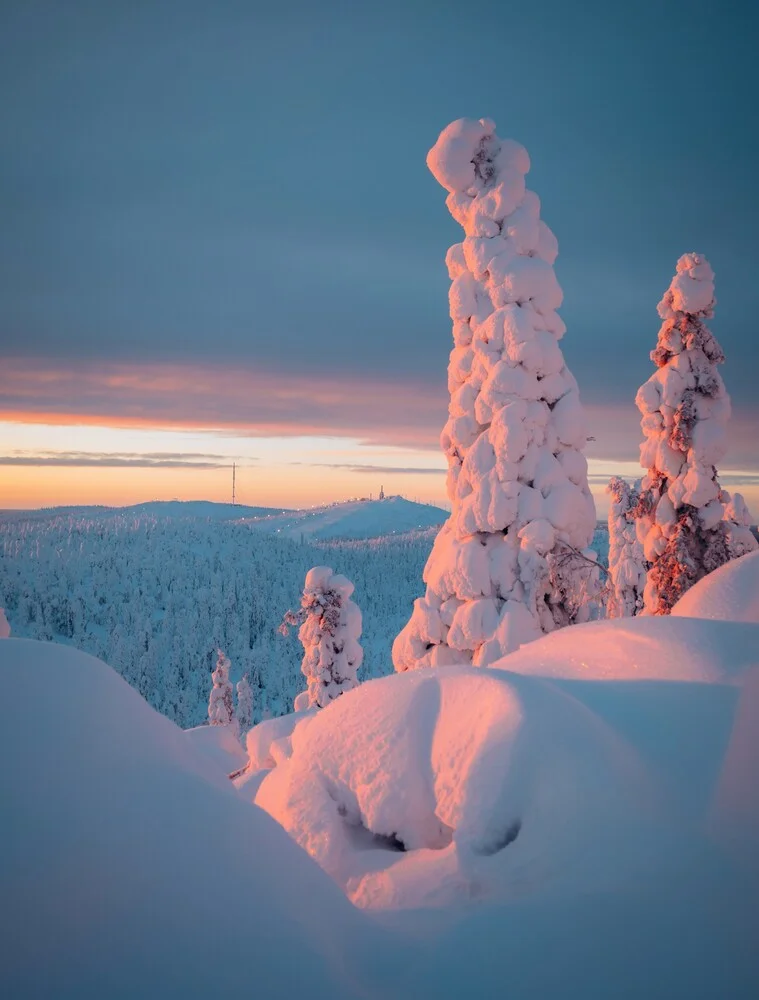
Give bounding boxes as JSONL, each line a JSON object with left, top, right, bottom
{"left": 0, "top": 512, "right": 453, "bottom": 726}
{"left": 0, "top": 506, "right": 610, "bottom": 726}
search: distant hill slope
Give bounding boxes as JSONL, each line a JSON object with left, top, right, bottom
{"left": 0, "top": 499, "right": 287, "bottom": 522}
{"left": 246, "top": 495, "right": 448, "bottom": 541}
{"left": 0, "top": 496, "right": 448, "bottom": 540}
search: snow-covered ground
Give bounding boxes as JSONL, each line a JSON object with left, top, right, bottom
{"left": 245, "top": 495, "right": 448, "bottom": 540}
{"left": 243, "top": 556, "right": 759, "bottom": 918}
{"left": 4, "top": 553, "right": 759, "bottom": 996}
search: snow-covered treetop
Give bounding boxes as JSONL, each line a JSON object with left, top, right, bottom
{"left": 658, "top": 253, "right": 715, "bottom": 320}
{"left": 426, "top": 117, "right": 530, "bottom": 196}
{"left": 303, "top": 566, "right": 355, "bottom": 601}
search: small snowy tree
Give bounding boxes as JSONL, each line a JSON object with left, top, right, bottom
{"left": 208, "top": 649, "right": 235, "bottom": 726}
{"left": 393, "top": 118, "right": 597, "bottom": 672}
{"left": 606, "top": 477, "right": 646, "bottom": 618}
{"left": 635, "top": 253, "right": 733, "bottom": 614}
{"left": 0, "top": 608, "right": 10, "bottom": 638}
{"left": 280, "top": 567, "right": 362, "bottom": 709}
{"left": 236, "top": 673, "right": 253, "bottom": 732}
{"left": 722, "top": 491, "right": 758, "bottom": 560}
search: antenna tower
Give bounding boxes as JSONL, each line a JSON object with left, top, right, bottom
{"left": 232, "top": 462, "right": 236, "bottom": 506}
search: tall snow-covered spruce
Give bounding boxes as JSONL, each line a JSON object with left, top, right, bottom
{"left": 236, "top": 674, "right": 253, "bottom": 733}
{"left": 606, "top": 477, "right": 646, "bottom": 618}
{"left": 208, "top": 649, "right": 235, "bottom": 726}
{"left": 393, "top": 118, "right": 597, "bottom": 672}
{"left": 635, "top": 253, "right": 735, "bottom": 614}
{"left": 281, "top": 567, "right": 363, "bottom": 710}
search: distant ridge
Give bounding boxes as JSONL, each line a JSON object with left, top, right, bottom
{"left": 0, "top": 496, "right": 448, "bottom": 540}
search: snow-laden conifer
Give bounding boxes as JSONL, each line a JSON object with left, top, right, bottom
{"left": 393, "top": 118, "right": 597, "bottom": 671}
{"left": 281, "top": 567, "right": 362, "bottom": 709}
{"left": 635, "top": 254, "right": 733, "bottom": 614}
{"left": 208, "top": 649, "right": 235, "bottom": 726}
{"left": 722, "top": 491, "right": 758, "bottom": 560}
{"left": 606, "top": 477, "right": 646, "bottom": 618}
{"left": 236, "top": 673, "right": 253, "bottom": 733}
{"left": 0, "top": 607, "right": 10, "bottom": 638}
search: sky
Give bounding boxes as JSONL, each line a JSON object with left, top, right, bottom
{"left": 1, "top": 0, "right": 757, "bottom": 513}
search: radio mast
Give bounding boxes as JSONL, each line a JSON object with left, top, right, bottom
{"left": 232, "top": 462, "right": 236, "bottom": 506}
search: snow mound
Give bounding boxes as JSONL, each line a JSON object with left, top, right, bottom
{"left": 183, "top": 722, "right": 247, "bottom": 777}
{"left": 709, "top": 665, "right": 759, "bottom": 868}
{"left": 248, "top": 495, "right": 447, "bottom": 541}
{"left": 256, "top": 665, "right": 652, "bottom": 910}
{"left": 492, "top": 613, "right": 759, "bottom": 683}
{"left": 0, "top": 638, "right": 372, "bottom": 999}
{"left": 245, "top": 709, "right": 316, "bottom": 772}
{"left": 671, "top": 549, "right": 759, "bottom": 623}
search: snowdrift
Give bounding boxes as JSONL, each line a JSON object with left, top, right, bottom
{"left": 491, "top": 612, "right": 759, "bottom": 683}
{"left": 183, "top": 721, "right": 247, "bottom": 777}
{"left": 3, "top": 631, "right": 758, "bottom": 998}
{"left": 0, "top": 639, "right": 373, "bottom": 999}
{"left": 254, "top": 666, "right": 657, "bottom": 910}
{"left": 671, "top": 549, "right": 759, "bottom": 623}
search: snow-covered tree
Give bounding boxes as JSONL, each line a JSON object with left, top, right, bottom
{"left": 606, "top": 477, "right": 646, "bottom": 618}
{"left": 236, "top": 673, "right": 253, "bottom": 732}
{"left": 393, "top": 118, "right": 597, "bottom": 671}
{"left": 0, "top": 608, "right": 10, "bottom": 638}
{"left": 722, "top": 491, "right": 758, "bottom": 560}
{"left": 208, "top": 649, "right": 235, "bottom": 726}
{"left": 281, "top": 567, "right": 362, "bottom": 709}
{"left": 635, "top": 254, "right": 733, "bottom": 614}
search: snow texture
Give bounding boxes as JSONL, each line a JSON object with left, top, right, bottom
{"left": 394, "top": 118, "right": 597, "bottom": 672}
{"left": 672, "top": 548, "right": 759, "bottom": 624}
{"left": 3, "top": 631, "right": 759, "bottom": 997}
{"left": 635, "top": 254, "right": 735, "bottom": 614}
{"left": 606, "top": 477, "right": 646, "bottom": 617}
{"left": 492, "top": 612, "right": 759, "bottom": 684}
{"left": 183, "top": 720, "right": 248, "bottom": 777}
{"left": 0, "top": 638, "right": 374, "bottom": 999}
{"left": 207, "top": 648, "right": 235, "bottom": 726}
{"left": 255, "top": 665, "right": 652, "bottom": 910}
{"left": 283, "top": 567, "right": 363, "bottom": 709}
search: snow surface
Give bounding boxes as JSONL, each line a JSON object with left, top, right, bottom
{"left": 4, "top": 631, "right": 759, "bottom": 997}
{"left": 0, "top": 638, "right": 376, "bottom": 999}
{"left": 246, "top": 495, "right": 447, "bottom": 541}
{"left": 254, "top": 665, "right": 654, "bottom": 910}
{"left": 672, "top": 549, "right": 759, "bottom": 623}
{"left": 491, "top": 612, "right": 759, "bottom": 683}
{"left": 183, "top": 721, "right": 247, "bottom": 777}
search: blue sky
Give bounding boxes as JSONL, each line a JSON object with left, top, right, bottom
{"left": 0, "top": 0, "right": 757, "bottom": 508}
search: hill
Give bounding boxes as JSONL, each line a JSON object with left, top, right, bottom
{"left": 246, "top": 495, "right": 448, "bottom": 541}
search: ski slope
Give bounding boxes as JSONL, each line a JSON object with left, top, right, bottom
{"left": 246, "top": 495, "right": 448, "bottom": 541}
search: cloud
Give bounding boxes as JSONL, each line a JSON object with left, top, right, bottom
{"left": 0, "top": 451, "right": 242, "bottom": 469}
{"left": 299, "top": 462, "right": 446, "bottom": 475}
{"left": 0, "top": 358, "right": 447, "bottom": 451}
{"left": 1, "top": 358, "right": 757, "bottom": 475}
